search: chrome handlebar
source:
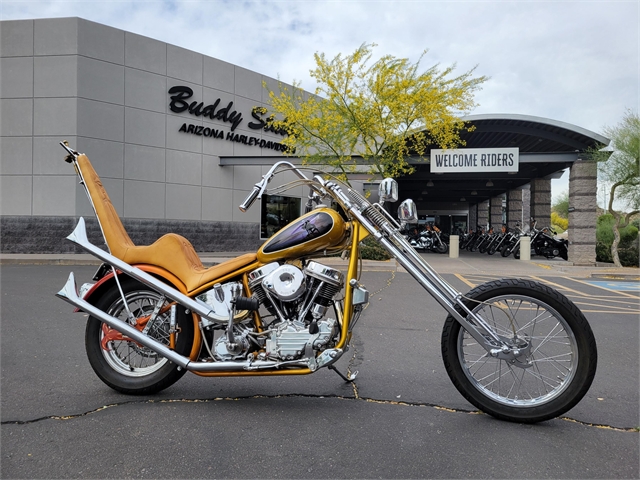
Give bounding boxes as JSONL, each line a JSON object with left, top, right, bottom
{"left": 238, "top": 186, "right": 261, "bottom": 213}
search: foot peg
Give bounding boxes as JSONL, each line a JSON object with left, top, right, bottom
{"left": 328, "top": 365, "right": 358, "bottom": 383}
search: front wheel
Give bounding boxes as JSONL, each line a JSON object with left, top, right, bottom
{"left": 434, "top": 241, "right": 449, "bottom": 254}
{"left": 85, "top": 277, "right": 195, "bottom": 395}
{"left": 441, "top": 279, "right": 597, "bottom": 423}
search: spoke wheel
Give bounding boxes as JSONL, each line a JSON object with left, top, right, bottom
{"left": 441, "top": 279, "right": 597, "bottom": 423}
{"left": 85, "top": 277, "right": 195, "bottom": 395}
{"left": 101, "top": 290, "right": 172, "bottom": 377}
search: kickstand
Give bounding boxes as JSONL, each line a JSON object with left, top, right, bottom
{"left": 328, "top": 365, "right": 358, "bottom": 383}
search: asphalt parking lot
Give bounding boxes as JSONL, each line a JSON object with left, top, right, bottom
{"left": 1, "top": 263, "right": 638, "bottom": 479}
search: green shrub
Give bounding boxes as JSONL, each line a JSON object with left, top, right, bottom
{"left": 597, "top": 214, "right": 639, "bottom": 245}
{"left": 619, "top": 246, "right": 639, "bottom": 267}
{"left": 359, "top": 236, "right": 392, "bottom": 261}
{"left": 551, "top": 212, "right": 568, "bottom": 230}
{"left": 596, "top": 214, "right": 640, "bottom": 266}
{"left": 596, "top": 242, "right": 613, "bottom": 263}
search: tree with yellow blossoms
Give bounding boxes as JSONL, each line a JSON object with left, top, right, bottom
{"left": 266, "top": 43, "right": 488, "bottom": 180}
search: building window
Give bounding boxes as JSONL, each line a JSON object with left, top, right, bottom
{"left": 261, "top": 195, "right": 302, "bottom": 239}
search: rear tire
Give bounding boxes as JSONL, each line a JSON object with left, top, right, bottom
{"left": 441, "top": 279, "right": 597, "bottom": 423}
{"left": 85, "top": 277, "right": 195, "bottom": 395}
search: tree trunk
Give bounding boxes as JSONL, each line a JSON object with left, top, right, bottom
{"left": 611, "top": 218, "right": 622, "bottom": 267}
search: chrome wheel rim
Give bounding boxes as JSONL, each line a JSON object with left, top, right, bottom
{"left": 458, "top": 295, "right": 578, "bottom": 407}
{"left": 101, "top": 291, "right": 171, "bottom": 377}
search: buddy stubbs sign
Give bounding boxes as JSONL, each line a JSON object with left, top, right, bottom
{"left": 430, "top": 148, "right": 519, "bottom": 173}
{"left": 168, "top": 86, "right": 289, "bottom": 152}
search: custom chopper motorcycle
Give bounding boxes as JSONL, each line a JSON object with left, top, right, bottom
{"left": 56, "top": 142, "right": 597, "bottom": 423}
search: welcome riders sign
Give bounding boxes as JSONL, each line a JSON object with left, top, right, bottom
{"left": 430, "top": 148, "right": 519, "bottom": 173}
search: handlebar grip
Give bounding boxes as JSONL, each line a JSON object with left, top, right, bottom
{"left": 239, "top": 186, "right": 261, "bottom": 212}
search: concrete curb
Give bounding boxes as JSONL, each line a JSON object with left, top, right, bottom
{"left": 2, "top": 253, "right": 637, "bottom": 280}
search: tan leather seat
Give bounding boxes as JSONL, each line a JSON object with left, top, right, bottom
{"left": 77, "top": 154, "right": 257, "bottom": 292}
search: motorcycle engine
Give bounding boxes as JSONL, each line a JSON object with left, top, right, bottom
{"left": 198, "top": 261, "right": 344, "bottom": 362}
{"left": 247, "top": 261, "right": 343, "bottom": 361}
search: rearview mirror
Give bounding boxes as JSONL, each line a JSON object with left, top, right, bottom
{"left": 397, "top": 199, "right": 418, "bottom": 224}
{"left": 378, "top": 178, "right": 398, "bottom": 204}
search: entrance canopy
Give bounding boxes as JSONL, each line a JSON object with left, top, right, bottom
{"left": 399, "top": 114, "right": 609, "bottom": 206}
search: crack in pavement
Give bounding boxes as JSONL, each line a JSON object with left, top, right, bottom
{"left": 4, "top": 272, "right": 636, "bottom": 434}
{"left": 1, "top": 394, "right": 637, "bottom": 432}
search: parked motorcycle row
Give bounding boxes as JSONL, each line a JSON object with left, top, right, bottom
{"left": 401, "top": 223, "right": 450, "bottom": 254}
{"left": 459, "top": 219, "right": 568, "bottom": 260}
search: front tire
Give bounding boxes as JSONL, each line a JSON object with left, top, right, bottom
{"left": 85, "top": 277, "right": 195, "bottom": 395}
{"left": 434, "top": 242, "right": 449, "bottom": 254}
{"left": 441, "top": 279, "right": 597, "bottom": 423}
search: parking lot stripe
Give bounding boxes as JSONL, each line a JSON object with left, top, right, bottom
{"left": 455, "top": 273, "right": 476, "bottom": 289}
{"left": 529, "top": 276, "right": 589, "bottom": 297}
{"left": 567, "top": 277, "right": 640, "bottom": 300}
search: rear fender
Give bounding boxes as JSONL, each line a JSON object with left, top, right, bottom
{"left": 76, "top": 265, "right": 201, "bottom": 360}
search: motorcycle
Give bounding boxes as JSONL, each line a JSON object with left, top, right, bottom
{"left": 427, "top": 224, "right": 449, "bottom": 254}
{"left": 56, "top": 142, "right": 597, "bottom": 423}
{"left": 530, "top": 220, "right": 569, "bottom": 260}
{"left": 500, "top": 224, "right": 526, "bottom": 258}
{"left": 506, "top": 220, "right": 569, "bottom": 261}
{"left": 485, "top": 224, "right": 508, "bottom": 256}
{"left": 404, "top": 225, "right": 433, "bottom": 251}
{"left": 406, "top": 224, "right": 449, "bottom": 254}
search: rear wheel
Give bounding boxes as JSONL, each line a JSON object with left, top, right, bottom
{"left": 441, "top": 279, "right": 597, "bottom": 423}
{"left": 560, "top": 246, "right": 568, "bottom": 260}
{"left": 85, "top": 277, "right": 195, "bottom": 395}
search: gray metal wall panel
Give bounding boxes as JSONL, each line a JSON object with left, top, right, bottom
{"left": 33, "top": 98, "right": 76, "bottom": 136}
{"left": 167, "top": 44, "right": 203, "bottom": 84}
{"left": 77, "top": 56, "right": 124, "bottom": 104}
{"left": 124, "top": 179, "right": 165, "bottom": 218}
{"left": 125, "top": 68, "right": 167, "bottom": 113}
{"left": 166, "top": 150, "right": 202, "bottom": 185}
{"left": 32, "top": 175, "right": 76, "bottom": 215}
{"left": 1, "top": 98, "right": 34, "bottom": 136}
{"left": 0, "top": 57, "right": 34, "bottom": 98}
{"left": 203, "top": 56, "right": 235, "bottom": 93}
{"left": 1, "top": 20, "right": 34, "bottom": 57}
{"left": 0, "top": 175, "right": 32, "bottom": 215}
{"left": 34, "top": 17, "right": 78, "bottom": 56}
{"left": 77, "top": 18, "right": 124, "bottom": 65}
{"left": 202, "top": 187, "right": 233, "bottom": 222}
{"left": 124, "top": 143, "right": 166, "bottom": 182}
{"left": 124, "top": 31, "right": 167, "bottom": 75}
{"left": 33, "top": 56, "right": 77, "bottom": 98}
{"left": 165, "top": 183, "right": 202, "bottom": 220}
{"left": 0, "top": 137, "right": 33, "bottom": 175}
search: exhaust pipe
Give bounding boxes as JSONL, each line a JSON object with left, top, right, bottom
{"left": 56, "top": 272, "right": 294, "bottom": 373}
{"left": 65, "top": 218, "right": 221, "bottom": 325}
{"left": 57, "top": 218, "right": 303, "bottom": 373}
{"left": 57, "top": 272, "right": 190, "bottom": 368}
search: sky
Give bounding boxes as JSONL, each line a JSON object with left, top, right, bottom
{"left": 2, "top": 0, "right": 638, "bottom": 205}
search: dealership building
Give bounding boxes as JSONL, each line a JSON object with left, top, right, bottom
{"left": 0, "top": 17, "right": 608, "bottom": 264}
